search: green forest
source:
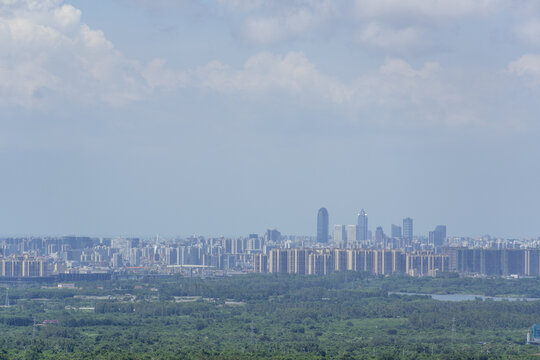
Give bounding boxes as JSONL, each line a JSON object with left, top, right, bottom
{"left": 1, "top": 273, "right": 540, "bottom": 359}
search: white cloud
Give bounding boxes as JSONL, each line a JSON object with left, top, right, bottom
{"left": 508, "top": 54, "right": 540, "bottom": 85}
{"left": 0, "top": 0, "right": 147, "bottom": 107}
{"left": 214, "top": 0, "right": 506, "bottom": 48}
{"left": 0, "top": 0, "right": 482, "bottom": 126}
{"left": 143, "top": 52, "right": 470, "bottom": 124}
{"left": 378, "top": 58, "right": 440, "bottom": 78}
{"left": 216, "top": 0, "right": 267, "bottom": 12}
{"left": 357, "top": 22, "right": 420, "bottom": 48}
{"left": 515, "top": 19, "right": 540, "bottom": 46}
{"left": 144, "top": 51, "right": 353, "bottom": 103}
{"left": 196, "top": 52, "right": 353, "bottom": 103}
{"left": 353, "top": 0, "right": 503, "bottom": 49}
{"left": 354, "top": 0, "right": 499, "bottom": 19}
{"left": 242, "top": 17, "right": 286, "bottom": 44}
{"left": 143, "top": 59, "right": 189, "bottom": 90}
{"left": 357, "top": 58, "right": 454, "bottom": 107}
{"left": 363, "top": 58, "right": 484, "bottom": 126}
{"left": 218, "top": 0, "right": 338, "bottom": 44}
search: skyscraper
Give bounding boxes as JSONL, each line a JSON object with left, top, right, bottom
{"left": 357, "top": 209, "right": 368, "bottom": 241}
{"left": 346, "top": 225, "right": 357, "bottom": 243}
{"left": 429, "top": 225, "right": 447, "bottom": 247}
{"left": 333, "top": 225, "right": 346, "bottom": 243}
{"left": 317, "top": 208, "right": 329, "bottom": 243}
{"left": 403, "top": 218, "right": 413, "bottom": 242}
{"left": 265, "top": 228, "right": 281, "bottom": 242}
{"left": 375, "top": 226, "right": 385, "bottom": 243}
{"left": 391, "top": 224, "right": 402, "bottom": 238}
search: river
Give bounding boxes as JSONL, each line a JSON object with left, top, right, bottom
{"left": 389, "top": 292, "right": 540, "bottom": 302}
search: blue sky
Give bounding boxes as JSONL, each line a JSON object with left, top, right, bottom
{"left": 2, "top": 0, "right": 540, "bottom": 238}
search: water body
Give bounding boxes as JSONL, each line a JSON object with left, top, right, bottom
{"left": 389, "top": 292, "right": 540, "bottom": 302}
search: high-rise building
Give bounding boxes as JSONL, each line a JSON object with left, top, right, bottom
{"left": 333, "top": 225, "right": 346, "bottom": 242}
{"left": 346, "top": 225, "right": 357, "bottom": 243}
{"left": 391, "top": 224, "right": 402, "bottom": 238}
{"left": 164, "top": 247, "right": 176, "bottom": 265}
{"left": 429, "top": 225, "right": 447, "bottom": 247}
{"left": 357, "top": 209, "right": 368, "bottom": 241}
{"left": 130, "top": 248, "right": 141, "bottom": 266}
{"left": 317, "top": 208, "right": 329, "bottom": 243}
{"left": 112, "top": 253, "right": 123, "bottom": 268}
{"left": 265, "top": 229, "right": 281, "bottom": 242}
{"left": 268, "top": 249, "right": 288, "bottom": 273}
{"left": 375, "top": 226, "right": 385, "bottom": 243}
{"left": 254, "top": 253, "right": 268, "bottom": 273}
{"left": 403, "top": 218, "right": 413, "bottom": 242}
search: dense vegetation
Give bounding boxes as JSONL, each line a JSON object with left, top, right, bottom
{"left": 0, "top": 273, "right": 539, "bottom": 359}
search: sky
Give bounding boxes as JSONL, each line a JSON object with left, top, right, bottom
{"left": 2, "top": 0, "right": 540, "bottom": 238}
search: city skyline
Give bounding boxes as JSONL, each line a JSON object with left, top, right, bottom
{"left": 4, "top": 227, "right": 540, "bottom": 280}
{"left": 0, "top": 206, "right": 538, "bottom": 282}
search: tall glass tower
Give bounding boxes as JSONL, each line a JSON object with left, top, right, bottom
{"left": 403, "top": 217, "right": 413, "bottom": 243}
{"left": 317, "top": 207, "right": 329, "bottom": 243}
{"left": 357, "top": 209, "right": 368, "bottom": 241}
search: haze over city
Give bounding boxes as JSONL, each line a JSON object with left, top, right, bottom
{"left": 2, "top": 0, "right": 540, "bottom": 238}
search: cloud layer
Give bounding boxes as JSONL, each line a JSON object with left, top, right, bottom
{"left": 508, "top": 54, "right": 540, "bottom": 86}
{"left": 219, "top": 0, "right": 338, "bottom": 44}
{"left": 0, "top": 0, "right": 459, "bottom": 122}
{"left": 0, "top": 0, "right": 146, "bottom": 106}
{"left": 1, "top": 0, "right": 539, "bottom": 129}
